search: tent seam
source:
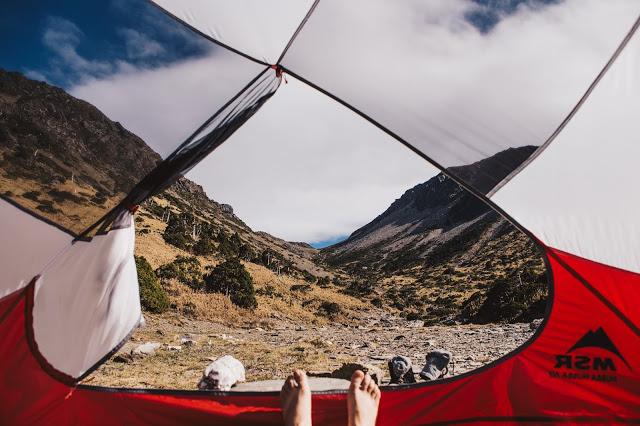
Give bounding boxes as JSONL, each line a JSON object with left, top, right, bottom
{"left": 276, "top": 0, "right": 321, "bottom": 64}
{"left": 74, "top": 66, "right": 273, "bottom": 241}
{"left": 547, "top": 248, "right": 640, "bottom": 338}
{"left": 144, "top": 0, "right": 270, "bottom": 66}
{"left": 279, "top": 67, "right": 542, "bottom": 246}
{"left": 487, "top": 12, "right": 640, "bottom": 197}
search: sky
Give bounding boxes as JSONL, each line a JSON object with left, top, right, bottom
{"left": 1, "top": 0, "right": 637, "bottom": 246}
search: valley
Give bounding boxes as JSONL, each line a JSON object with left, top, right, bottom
{"left": 0, "top": 69, "right": 549, "bottom": 390}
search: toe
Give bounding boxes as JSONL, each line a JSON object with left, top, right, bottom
{"left": 287, "top": 377, "right": 298, "bottom": 389}
{"left": 293, "top": 369, "right": 308, "bottom": 389}
{"left": 366, "top": 381, "right": 376, "bottom": 395}
{"left": 361, "top": 373, "right": 372, "bottom": 390}
{"left": 373, "top": 387, "right": 381, "bottom": 402}
{"left": 350, "top": 370, "right": 365, "bottom": 389}
{"left": 283, "top": 376, "right": 294, "bottom": 390}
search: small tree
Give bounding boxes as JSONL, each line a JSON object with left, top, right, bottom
{"left": 317, "top": 276, "right": 331, "bottom": 288}
{"left": 193, "top": 235, "right": 216, "bottom": 256}
{"left": 319, "top": 301, "right": 341, "bottom": 318}
{"left": 163, "top": 213, "right": 193, "bottom": 250}
{"left": 193, "top": 222, "right": 217, "bottom": 255}
{"left": 156, "top": 256, "right": 204, "bottom": 290}
{"left": 135, "top": 256, "right": 169, "bottom": 313}
{"left": 204, "top": 258, "right": 257, "bottom": 309}
{"left": 238, "top": 243, "right": 254, "bottom": 261}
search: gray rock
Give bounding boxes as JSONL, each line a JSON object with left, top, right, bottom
{"left": 132, "top": 342, "right": 161, "bottom": 356}
{"left": 220, "top": 204, "right": 234, "bottom": 215}
{"left": 529, "top": 318, "right": 543, "bottom": 330}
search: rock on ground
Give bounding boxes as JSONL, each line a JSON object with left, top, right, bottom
{"left": 131, "top": 342, "right": 161, "bottom": 356}
{"left": 84, "top": 314, "right": 539, "bottom": 390}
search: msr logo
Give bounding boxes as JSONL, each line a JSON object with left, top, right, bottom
{"left": 549, "top": 327, "right": 630, "bottom": 382}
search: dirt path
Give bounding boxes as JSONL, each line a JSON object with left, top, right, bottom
{"left": 84, "top": 313, "right": 538, "bottom": 390}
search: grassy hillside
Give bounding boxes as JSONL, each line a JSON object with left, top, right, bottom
{"left": 1, "top": 68, "right": 548, "bottom": 329}
{"left": 133, "top": 182, "right": 374, "bottom": 326}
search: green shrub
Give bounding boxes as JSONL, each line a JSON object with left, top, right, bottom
{"left": 204, "top": 258, "right": 257, "bottom": 309}
{"left": 192, "top": 222, "right": 216, "bottom": 256}
{"left": 143, "top": 199, "right": 165, "bottom": 219}
{"left": 343, "top": 280, "right": 375, "bottom": 296}
{"left": 216, "top": 230, "right": 245, "bottom": 258}
{"left": 290, "top": 284, "right": 312, "bottom": 293}
{"left": 135, "top": 256, "right": 169, "bottom": 313}
{"left": 238, "top": 243, "right": 254, "bottom": 261}
{"left": 48, "top": 188, "right": 83, "bottom": 203}
{"left": 156, "top": 256, "right": 204, "bottom": 290}
{"left": 183, "top": 301, "right": 197, "bottom": 318}
{"left": 23, "top": 190, "right": 40, "bottom": 201}
{"left": 317, "top": 276, "right": 331, "bottom": 288}
{"left": 163, "top": 213, "right": 194, "bottom": 250}
{"left": 302, "top": 270, "right": 316, "bottom": 283}
{"left": 193, "top": 236, "right": 216, "bottom": 256}
{"left": 406, "top": 311, "right": 422, "bottom": 321}
{"left": 259, "top": 249, "right": 291, "bottom": 273}
{"left": 256, "top": 284, "right": 281, "bottom": 298}
{"left": 319, "top": 301, "right": 341, "bottom": 318}
{"left": 461, "top": 268, "right": 548, "bottom": 323}
{"left": 36, "top": 200, "right": 59, "bottom": 214}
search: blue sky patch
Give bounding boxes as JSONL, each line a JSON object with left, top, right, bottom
{"left": 310, "top": 235, "right": 349, "bottom": 249}
{"left": 468, "top": 0, "right": 561, "bottom": 33}
{"left": 0, "top": 0, "right": 212, "bottom": 88}
{"left": 0, "top": 0, "right": 563, "bottom": 88}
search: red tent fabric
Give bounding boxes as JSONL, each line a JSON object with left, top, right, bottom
{"left": 1, "top": 1, "right": 640, "bottom": 424}
{"left": 1, "top": 248, "right": 638, "bottom": 424}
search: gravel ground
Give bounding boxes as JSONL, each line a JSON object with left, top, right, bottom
{"left": 84, "top": 313, "right": 539, "bottom": 389}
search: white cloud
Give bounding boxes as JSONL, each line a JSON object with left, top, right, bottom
{"left": 42, "top": 17, "right": 114, "bottom": 79}
{"left": 186, "top": 77, "right": 436, "bottom": 242}
{"left": 71, "top": 51, "right": 265, "bottom": 157}
{"left": 283, "top": 0, "right": 640, "bottom": 166}
{"left": 68, "top": 0, "right": 640, "bottom": 243}
{"left": 118, "top": 28, "right": 166, "bottom": 60}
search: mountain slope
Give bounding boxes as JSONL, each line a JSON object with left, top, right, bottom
{"left": 0, "top": 69, "right": 374, "bottom": 325}
{"left": 326, "top": 146, "right": 536, "bottom": 263}
{"left": 320, "top": 146, "right": 547, "bottom": 324}
{"left": 0, "top": 69, "right": 547, "bottom": 326}
{"left": 0, "top": 69, "right": 160, "bottom": 232}
{"left": 0, "top": 68, "right": 322, "bottom": 274}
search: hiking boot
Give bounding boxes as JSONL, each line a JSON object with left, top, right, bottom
{"left": 420, "top": 350, "right": 451, "bottom": 381}
{"left": 388, "top": 356, "right": 416, "bottom": 384}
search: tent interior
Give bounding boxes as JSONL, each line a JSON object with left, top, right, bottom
{"left": 1, "top": 0, "right": 639, "bottom": 424}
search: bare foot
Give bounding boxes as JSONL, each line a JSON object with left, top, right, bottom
{"left": 348, "top": 370, "right": 381, "bottom": 426}
{"left": 280, "top": 369, "right": 312, "bottom": 426}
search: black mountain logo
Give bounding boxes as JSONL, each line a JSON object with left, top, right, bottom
{"left": 568, "top": 327, "right": 630, "bottom": 369}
